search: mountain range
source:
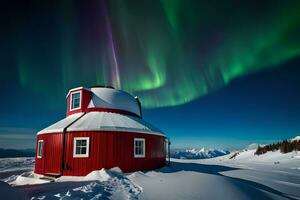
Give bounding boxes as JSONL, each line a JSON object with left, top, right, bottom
{"left": 0, "top": 148, "right": 35, "bottom": 158}
{"left": 170, "top": 148, "right": 230, "bottom": 159}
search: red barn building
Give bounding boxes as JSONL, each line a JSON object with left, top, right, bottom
{"left": 34, "top": 86, "right": 167, "bottom": 176}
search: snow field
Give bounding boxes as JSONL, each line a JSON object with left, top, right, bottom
{"left": 0, "top": 142, "right": 300, "bottom": 200}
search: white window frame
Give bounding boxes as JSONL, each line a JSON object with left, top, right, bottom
{"left": 37, "top": 140, "right": 43, "bottom": 159}
{"left": 73, "top": 137, "right": 89, "bottom": 158}
{"left": 134, "top": 138, "right": 145, "bottom": 158}
{"left": 70, "top": 91, "right": 82, "bottom": 111}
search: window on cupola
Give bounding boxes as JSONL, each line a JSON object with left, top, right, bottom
{"left": 70, "top": 91, "right": 81, "bottom": 110}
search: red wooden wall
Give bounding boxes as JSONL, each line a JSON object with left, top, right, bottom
{"left": 35, "top": 131, "right": 166, "bottom": 176}
{"left": 34, "top": 133, "right": 63, "bottom": 175}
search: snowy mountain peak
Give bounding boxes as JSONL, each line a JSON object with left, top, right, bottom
{"left": 185, "top": 148, "right": 205, "bottom": 154}
{"left": 291, "top": 136, "right": 300, "bottom": 141}
{"left": 172, "top": 148, "right": 230, "bottom": 159}
{"left": 246, "top": 143, "right": 259, "bottom": 150}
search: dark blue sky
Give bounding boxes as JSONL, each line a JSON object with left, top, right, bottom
{"left": 1, "top": 0, "right": 300, "bottom": 150}
{"left": 144, "top": 58, "right": 300, "bottom": 149}
{"left": 1, "top": 58, "right": 300, "bottom": 150}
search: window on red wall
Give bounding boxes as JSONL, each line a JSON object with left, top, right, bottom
{"left": 73, "top": 137, "right": 90, "bottom": 158}
{"left": 37, "top": 140, "right": 43, "bottom": 158}
{"left": 134, "top": 138, "right": 145, "bottom": 158}
{"left": 70, "top": 91, "right": 81, "bottom": 111}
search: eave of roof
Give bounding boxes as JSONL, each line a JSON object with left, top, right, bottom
{"left": 37, "top": 112, "right": 165, "bottom": 137}
{"left": 66, "top": 86, "right": 90, "bottom": 98}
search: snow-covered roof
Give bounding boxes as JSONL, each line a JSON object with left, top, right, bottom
{"left": 88, "top": 87, "right": 141, "bottom": 117}
{"left": 66, "top": 87, "right": 89, "bottom": 98}
{"left": 38, "top": 112, "right": 164, "bottom": 136}
{"left": 37, "top": 113, "right": 84, "bottom": 134}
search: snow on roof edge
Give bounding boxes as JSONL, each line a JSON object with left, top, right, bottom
{"left": 66, "top": 86, "right": 90, "bottom": 98}
{"left": 37, "top": 112, "right": 85, "bottom": 135}
{"left": 37, "top": 112, "right": 165, "bottom": 137}
{"left": 72, "top": 111, "right": 163, "bottom": 135}
{"left": 37, "top": 129, "right": 165, "bottom": 137}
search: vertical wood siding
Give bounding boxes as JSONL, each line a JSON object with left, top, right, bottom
{"left": 35, "top": 131, "right": 166, "bottom": 176}
{"left": 34, "top": 133, "right": 63, "bottom": 175}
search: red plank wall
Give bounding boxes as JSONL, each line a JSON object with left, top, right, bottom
{"left": 35, "top": 131, "right": 166, "bottom": 176}
{"left": 34, "top": 133, "right": 63, "bottom": 175}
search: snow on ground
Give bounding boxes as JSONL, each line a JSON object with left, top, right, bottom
{"left": 0, "top": 157, "right": 34, "bottom": 184}
{"left": 0, "top": 181, "right": 28, "bottom": 200}
{"left": 0, "top": 157, "right": 34, "bottom": 173}
{"left": 201, "top": 148, "right": 300, "bottom": 170}
{"left": 1, "top": 149, "right": 300, "bottom": 200}
{"left": 11, "top": 168, "right": 141, "bottom": 200}
{"left": 178, "top": 149, "right": 300, "bottom": 199}
{"left": 126, "top": 149, "right": 300, "bottom": 200}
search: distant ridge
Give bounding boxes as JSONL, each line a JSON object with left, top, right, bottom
{"left": 0, "top": 148, "right": 35, "bottom": 158}
{"left": 291, "top": 136, "right": 300, "bottom": 141}
{"left": 171, "top": 148, "right": 230, "bottom": 159}
{"left": 255, "top": 136, "right": 300, "bottom": 155}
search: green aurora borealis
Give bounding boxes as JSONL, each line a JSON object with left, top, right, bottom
{"left": 1, "top": 0, "right": 300, "bottom": 109}
{"left": 2, "top": 0, "right": 300, "bottom": 149}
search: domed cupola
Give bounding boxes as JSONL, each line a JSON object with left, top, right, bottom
{"left": 87, "top": 87, "right": 142, "bottom": 117}
{"left": 66, "top": 86, "right": 142, "bottom": 118}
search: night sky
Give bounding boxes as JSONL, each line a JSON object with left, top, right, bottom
{"left": 1, "top": 0, "right": 300, "bottom": 150}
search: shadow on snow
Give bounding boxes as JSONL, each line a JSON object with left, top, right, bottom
{"left": 17, "top": 181, "right": 112, "bottom": 200}
{"left": 14, "top": 162, "right": 298, "bottom": 200}
{"left": 156, "top": 161, "right": 297, "bottom": 200}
